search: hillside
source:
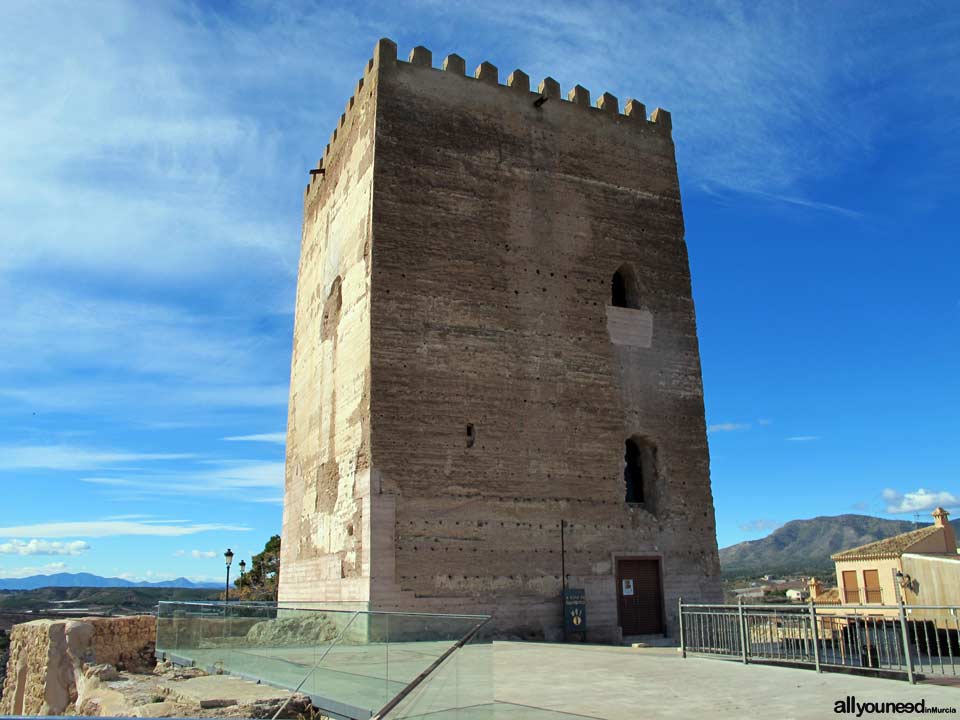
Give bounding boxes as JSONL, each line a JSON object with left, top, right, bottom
{"left": 0, "top": 572, "right": 220, "bottom": 591}
{"left": 719, "top": 514, "right": 960, "bottom": 578}
{"left": 0, "top": 586, "right": 220, "bottom": 616}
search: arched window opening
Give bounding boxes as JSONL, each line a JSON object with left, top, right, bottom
{"left": 611, "top": 263, "right": 641, "bottom": 309}
{"left": 624, "top": 436, "right": 658, "bottom": 506}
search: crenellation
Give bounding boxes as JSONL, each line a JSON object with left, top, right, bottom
{"left": 408, "top": 45, "right": 432, "bottom": 66}
{"left": 597, "top": 92, "right": 618, "bottom": 114}
{"left": 474, "top": 61, "right": 498, "bottom": 84}
{"left": 373, "top": 37, "right": 397, "bottom": 65}
{"left": 624, "top": 98, "right": 646, "bottom": 121}
{"left": 650, "top": 107, "right": 672, "bottom": 131}
{"left": 539, "top": 77, "right": 561, "bottom": 100}
{"left": 507, "top": 69, "right": 530, "bottom": 93}
{"left": 568, "top": 84, "right": 591, "bottom": 106}
{"left": 443, "top": 53, "right": 465, "bottom": 74}
{"left": 306, "top": 38, "right": 674, "bottom": 198}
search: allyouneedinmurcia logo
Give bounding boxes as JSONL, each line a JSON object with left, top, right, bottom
{"left": 834, "top": 696, "right": 957, "bottom": 716}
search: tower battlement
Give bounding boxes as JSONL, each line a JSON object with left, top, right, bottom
{"left": 307, "top": 37, "right": 672, "bottom": 196}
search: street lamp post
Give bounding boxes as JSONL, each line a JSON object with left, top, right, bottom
{"left": 224, "top": 548, "right": 234, "bottom": 603}
{"left": 239, "top": 559, "right": 246, "bottom": 597}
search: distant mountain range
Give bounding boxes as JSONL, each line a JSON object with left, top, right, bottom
{"left": 719, "top": 514, "right": 960, "bottom": 578}
{"left": 0, "top": 572, "right": 221, "bottom": 591}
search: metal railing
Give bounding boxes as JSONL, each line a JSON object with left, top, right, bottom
{"left": 679, "top": 598, "right": 960, "bottom": 683}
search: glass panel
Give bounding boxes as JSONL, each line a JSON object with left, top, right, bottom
{"left": 155, "top": 602, "right": 493, "bottom": 719}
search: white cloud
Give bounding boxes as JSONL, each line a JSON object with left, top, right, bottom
{"left": 174, "top": 549, "right": 218, "bottom": 559}
{"left": 0, "top": 562, "right": 69, "bottom": 579}
{"left": 757, "top": 419, "right": 773, "bottom": 426}
{"left": 787, "top": 436, "right": 820, "bottom": 442}
{"left": 224, "top": 432, "right": 286, "bottom": 444}
{"left": 0, "top": 539, "right": 91, "bottom": 556}
{"left": 708, "top": 422, "right": 751, "bottom": 433}
{"left": 883, "top": 488, "right": 958, "bottom": 515}
{"left": 0, "top": 445, "right": 193, "bottom": 471}
{"left": 0, "top": 520, "right": 249, "bottom": 539}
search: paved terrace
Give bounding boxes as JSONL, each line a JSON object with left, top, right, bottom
{"left": 489, "top": 643, "right": 960, "bottom": 719}
{"left": 172, "top": 641, "right": 960, "bottom": 718}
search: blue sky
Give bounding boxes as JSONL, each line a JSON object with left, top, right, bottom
{"left": 1, "top": 1, "right": 957, "bottom": 582}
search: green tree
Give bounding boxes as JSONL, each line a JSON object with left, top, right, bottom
{"left": 235, "top": 535, "right": 280, "bottom": 600}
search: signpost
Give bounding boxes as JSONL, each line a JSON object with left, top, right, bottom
{"left": 564, "top": 588, "right": 587, "bottom": 642}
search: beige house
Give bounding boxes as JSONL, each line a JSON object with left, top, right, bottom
{"left": 828, "top": 507, "right": 957, "bottom": 608}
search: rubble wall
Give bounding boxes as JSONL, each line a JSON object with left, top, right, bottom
{"left": 0, "top": 616, "right": 155, "bottom": 716}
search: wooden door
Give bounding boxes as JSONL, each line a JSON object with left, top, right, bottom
{"left": 617, "top": 558, "right": 663, "bottom": 635}
{"left": 842, "top": 570, "right": 860, "bottom": 603}
{"left": 863, "top": 569, "right": 882, "bottom": 603}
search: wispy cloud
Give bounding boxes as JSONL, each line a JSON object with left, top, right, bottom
{"left": 249, "top": 497, "right": 285, "bottom": 505}
{"left": 883, "top": 488, "right": 958, "bottom": 515}
{"left": 174, "top": 549, "right": 218, "bottom": 559}
{"left": 787, "top": 436, "right": 820, "bottom": 442}
{"left": 0, "top": 539, "right": 91, "bottom": 556}
{"left": 0, "top": 520, "right": 249, "bottom": 539}
{"left": 745, "top": 189, "right": 863, "bottom": 219}
{"left": 739, "top": 519, "right": 780, "bottom": 534}
{"left": 80, "top": 460, "right": 284, "bottom": 503}
{"left": 0, "top": 445, "right": 193, "bottom": 471}
{"left": 0, "top": 382, "right": 289, "bottom": 413}
{"left": 224, "top": 432, "right": 286, "bottom": 444}
{"left": 708, "top": 422, "right": 751, "bottom": 433}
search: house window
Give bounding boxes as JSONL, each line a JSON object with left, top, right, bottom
{"left": 611, "top": 263, "right": 641, "bottom": 309}
{"left": 842, "top": 570, "right": 860, "bottom": 604}
{"left": 863, "top": 569, "right": 882, "bottom": 603}
{"left": 624, "top": 437, "right": 657, "bottom": 507}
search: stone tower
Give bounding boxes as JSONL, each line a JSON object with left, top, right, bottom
{"left": 279, "top": 38, "right": 722, "bottom": 642}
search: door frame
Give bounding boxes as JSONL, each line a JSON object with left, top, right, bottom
{"left": 613, "top": 552, "right": 666, "bottom": 637}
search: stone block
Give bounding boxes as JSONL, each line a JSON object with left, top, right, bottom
{"left": 474, "top": 61, "right": 498, "bottom": 84}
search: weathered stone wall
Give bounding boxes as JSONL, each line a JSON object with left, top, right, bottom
{"left": 0, "top": 616, "right": 155, "bottom": 716}
{"left": 366, "top": 41, "right": 721, "bottom": 641}
{"left": 280, "top": 38, "right": 722, "bottom": 641}
{"left": 279, "top": 49, "right": 380, "bottom": 604}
